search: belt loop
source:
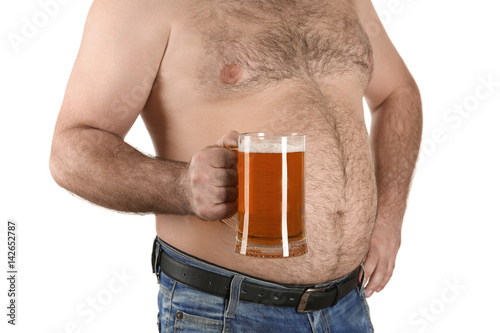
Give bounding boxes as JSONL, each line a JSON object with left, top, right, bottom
{"left": 360, "top": 263, "right": 366, "bottom": 286}
{"left": 223, "top": 275, "right": 244, "bottom": 332}
{"left": 151, "top": 236, "right": 161, "bottom": 283}
{"left": 359, "top": 263, "right": 366, "bottom": 296}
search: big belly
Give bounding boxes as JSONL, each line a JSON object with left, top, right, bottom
{"left": 261, "top": 88, "right": 378, "bottom": 267}
{"left": 302, "top": 131, "right": 377, "bottom": 274}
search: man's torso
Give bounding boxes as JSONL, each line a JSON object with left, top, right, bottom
{"left": 141, "top": 0, "right": 377, "bottom": 284}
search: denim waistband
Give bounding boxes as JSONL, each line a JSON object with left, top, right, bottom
{"left": 156, "top": 237, "right": 360, "bottom": 290}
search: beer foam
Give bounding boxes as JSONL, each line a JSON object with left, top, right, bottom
{"left": 239, "top": 142, "right": 304, "bottom": 153}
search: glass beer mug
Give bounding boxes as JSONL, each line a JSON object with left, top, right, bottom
{"left": 234, "top": 133, "right": 308, "bottom": 258}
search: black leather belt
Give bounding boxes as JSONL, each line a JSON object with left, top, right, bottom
{"left": 152, "top": 241, "right": 362, "bottom": 314}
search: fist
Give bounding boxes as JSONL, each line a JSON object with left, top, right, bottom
{"left": 184, "top": 131, "right": 239, "bottom": 221}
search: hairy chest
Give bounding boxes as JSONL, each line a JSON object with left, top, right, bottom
{"left": 189, "top": 0, "right": 373, "bottom": 94}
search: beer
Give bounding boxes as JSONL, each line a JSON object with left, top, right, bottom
{"left": 235, "top": 133, "right": 308, "bottom": 258}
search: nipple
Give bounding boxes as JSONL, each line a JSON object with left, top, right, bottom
{"left": 220, "top": 63, "right": 243, "bottom": 85}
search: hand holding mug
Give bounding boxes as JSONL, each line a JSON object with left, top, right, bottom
{"left": 184, "top": 131, "right": 239, "bottom": 221}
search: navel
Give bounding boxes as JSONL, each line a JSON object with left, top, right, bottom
{"left": 366, "top": 52, "right": 373, "bottom": 69}
{"left": 220, "top": 63, "right": 243, "bottom": 84}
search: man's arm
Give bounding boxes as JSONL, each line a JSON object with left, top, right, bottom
{"left": 355, "top": 0, "right": 423, "bottom": 297}
{"left": 50, "top": 0, "right": 238, "bottom": 220}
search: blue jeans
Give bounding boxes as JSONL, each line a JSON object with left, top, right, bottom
{"left": 156, "top": 240, "right": 374, "bottom": 332}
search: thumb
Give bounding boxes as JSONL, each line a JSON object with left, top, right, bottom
{"left": 214, "top": 130, "right": 240, "bottom": 148}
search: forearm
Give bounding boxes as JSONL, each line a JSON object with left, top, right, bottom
{"left": 370, "top": 80, "right": 423, "bottom": 229}
{"left": 50, "top": 126, "right": 190, "bottom": 215}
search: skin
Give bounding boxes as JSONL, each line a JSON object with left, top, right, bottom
{"left": 50, "top": 0, "right": 422, "bottom": 298}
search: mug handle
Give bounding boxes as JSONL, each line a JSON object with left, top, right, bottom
{"left": 221, "top": 147, "right": 238, "bottom": 230}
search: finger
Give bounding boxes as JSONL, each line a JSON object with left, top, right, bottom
{"left": 207, "top": 147, "right": 238, "bottom": 169}
{"left": 365, "top": 259, "right": 389, "bottom": 297}
{"left": 214, "top": 130, "right": 240, "bottom": 149}
{"left": 210, "top": 186, "right": 238, "bottom": 203}
{"left": 376, "top": 261, "right": 395, "bottom": 293}
{"left": 200, "top": 201, "right": 238, "bottom": 221}
{"left": 211, "top": 168, "right": 238, "bottom": 187}
{"left": 216, "top": 201, "right": 238, "bottom": 220}
{"left": 362, "top": 251, "right": 378, "bottom": 287}
{"left": 378, "top": 268, "right": 394, "bottom": 293}
{"left": 220, "top": 186, "right": 238, "bottom": 203}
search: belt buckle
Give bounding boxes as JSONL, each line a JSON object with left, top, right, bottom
{"left": 296, "top": 285, "right": 332, "bottom": 313}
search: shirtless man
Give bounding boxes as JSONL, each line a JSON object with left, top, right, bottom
{"left": 50, "top": 0, "right": 422, "bottom": 331}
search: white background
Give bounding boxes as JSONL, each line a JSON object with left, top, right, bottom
{"left": 1, "top": 0, "right": 499, "bottom": 332}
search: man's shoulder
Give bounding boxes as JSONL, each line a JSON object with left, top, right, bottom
{"left": 88, "top": 0, "right": 172, "bottom": 27}
{"left": 83, "top": 0, "right": 173, "bottom": 53}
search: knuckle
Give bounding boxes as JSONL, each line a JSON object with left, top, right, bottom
{"left": 363, "top": 263, "right": 376, "bottom": 274}
{"left": 189, "top": 168, "right": 212, "bottom": 186}
{"left": 190, "top": 152, "right": 202, "bottom": 165}
{"left": 192, "top": 149, "right": 211, "bottom": 164}
{"left": 192, "top": 192, "right": 205, "bottom": 206}
{"left": 189, "top": 172, "right": 201, "bottom": 185}
{"left": 211, "top": 147, "right": 224, "bottom": 156}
